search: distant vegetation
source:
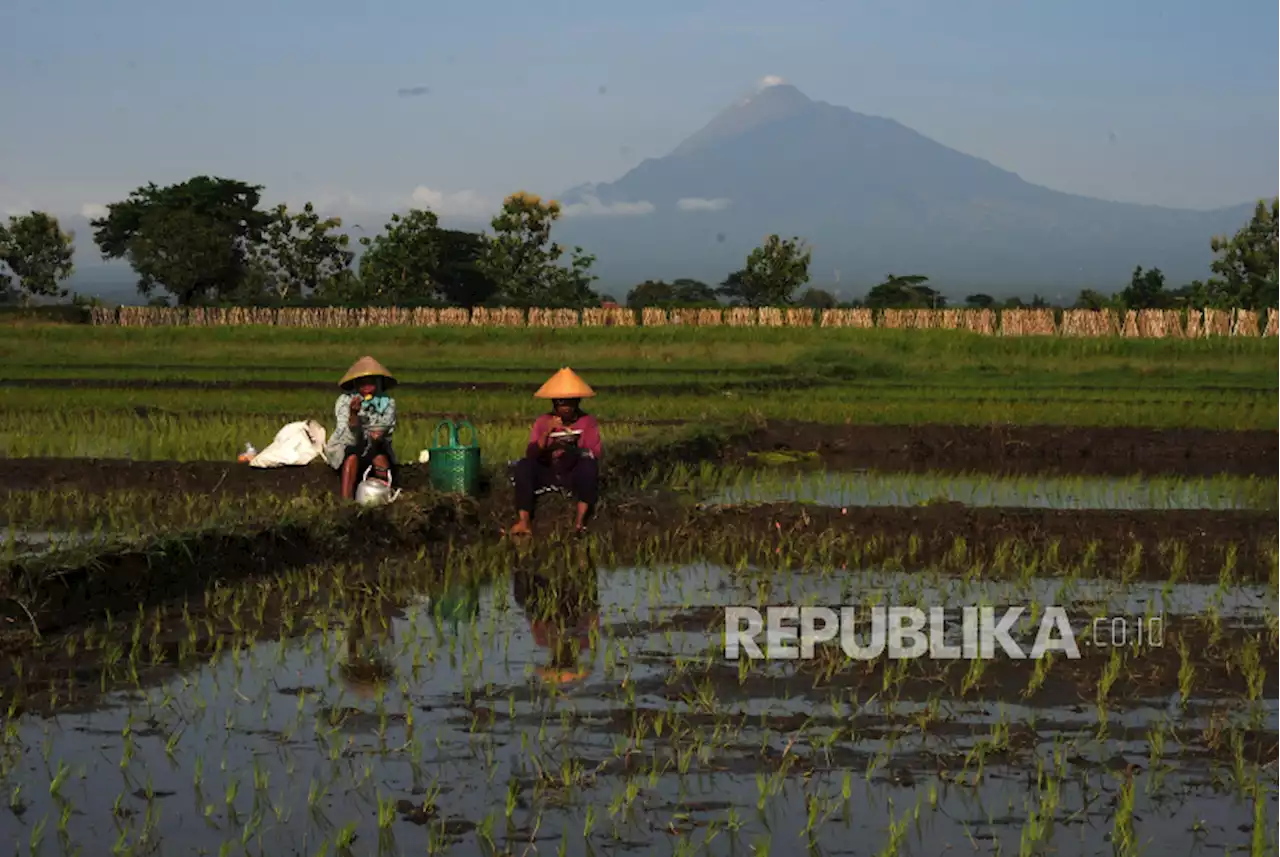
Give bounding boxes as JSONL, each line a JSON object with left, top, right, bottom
{"left": 2, "top": 176, "right": 1276, "bottom": 312}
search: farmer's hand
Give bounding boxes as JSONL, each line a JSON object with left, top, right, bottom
{"left": 349, "top": 397, "right": 363, "bottom": 414}
{"left": 537, "top": 416, "right": 563, "bottom": 449}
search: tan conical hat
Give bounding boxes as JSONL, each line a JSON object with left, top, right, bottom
{"left": 534, "top": 367, "right": 594, "bottom": 399}
{"left": 340, "top": 356, "right": 396, "bottom": 390}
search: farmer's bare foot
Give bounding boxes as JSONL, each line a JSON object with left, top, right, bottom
{"left": 508, "top": 520, "right": 532, "bottom": 536}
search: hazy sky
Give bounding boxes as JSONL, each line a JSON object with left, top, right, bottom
{"left": 2, "top": 0, "right": 1276, "bottom": 221}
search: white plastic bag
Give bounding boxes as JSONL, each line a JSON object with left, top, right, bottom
{"left": 249, "top": 420, "right": 327, "bottom": 468}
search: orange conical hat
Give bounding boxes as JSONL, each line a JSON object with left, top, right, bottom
{"left": 340, "top": 356, "right": 396, "bottom": 390}
{"left": 534, "top": 367, "right": 594, "bottom": 399}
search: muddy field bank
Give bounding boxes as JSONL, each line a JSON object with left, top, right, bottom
{"left": 1, "top": 421, "right": 1275, "bottom": 494}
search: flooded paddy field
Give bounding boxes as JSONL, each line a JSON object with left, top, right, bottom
{"left": 0, "top": 327, "right": 1276, "bottom": 855}
{"left": 0, "top": 549, "right": 1273, "bottom": 856}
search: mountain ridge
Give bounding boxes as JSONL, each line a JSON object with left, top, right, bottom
{"left": 552, "top": 82, "right": 1261, "bottom": 293}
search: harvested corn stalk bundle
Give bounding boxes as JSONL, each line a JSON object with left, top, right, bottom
{"left": 757, "top": 307, "right": 784, "bottom": 327}
{"left": 958, "top": 309, "right": 996, "bottom": 335}
{"left": 671, "top": 308, "right": 698, "bottom": 326}
{"left": 937, "top": 309, "right": 961, "bottom": 329}
{"left": 469, "top": 306, "right": 495, "bottom": 326}
{"left": 1000, "top": 308, "right": 1056, "bottom": 336}
{"left": 1185, "top": 309, "right": 1203, "bottom": 338}
{"left": 1059, "top": 309, "right": 1117, "bottom": 337}
{"left": 784, "top": 308, "right": 814, "bottom": 327}
{"left": 496, "top": 307, "right": 524, "bottom": 327}
{"left": 880, "top": 309, "right": 911, "bottom": 330}
{"left": 1121, "top": 311, "right": 1140, "bottom": 338}
{"left": 527, "top": 309, "right": 578, "bottom": 330}
{"left": 641, "top": 307, "right": 668, "bottom": 326}
{"left": 1203, "top": 308, "right": 1231, "bottom": 336}
{"left": 911, "top": 309, "right": 941, "bottom": 329}
{"left": 438, "top": 308, "right": 469, "bottom": 326}
{"left": 606, "top": 307, "right": 636, "bottom": 326}
{"left": 1231, "top": 309, "right": 1260, "bottom": 337}
{"left": 410, "top": 307, "right": 439, "bottom": 327}
{"left": 581, "top": 308, "right": 608, "bottom": 327}
{"left": 1140, "top": 309, "right": 1184, "bottom": 338}
{"left": 726, "top": 307, "right": 758, "bottom": 326}
{"left": 698, "top": 308, "right": 723, "bottom": 326}
{"left": 1265, "top": 308, "right": 1278, "bottom": 337}
{"left": 89, "top": 306, "right": 117, "bottom": 325}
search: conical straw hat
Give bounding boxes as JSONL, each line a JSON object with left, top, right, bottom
{"left": 534, "top": 367, "right": 594, "bottom": 399}
{"left": 340, "top": 356, "right": 396, "bottom": 390}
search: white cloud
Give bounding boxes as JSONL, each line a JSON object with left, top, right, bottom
{"left": 409, "top": 186, "right": 495, "bottom": 219}
{"left": 560, "top": 195, "right": 655, "bottom": 218}
{"left": 80, "top": 203, "right": 109, "bottom": 219}
{"left": 676, "top": 197, "right": 731, "bottom": 212}
{"left": 758, "top": 75, "right": 786, "bottom": 89}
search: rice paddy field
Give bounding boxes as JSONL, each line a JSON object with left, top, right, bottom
{"left": 0, "top": 322, "right": 1276, "bottom": 857}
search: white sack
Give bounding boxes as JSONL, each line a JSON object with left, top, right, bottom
{"left": 249, "top": 420, "right": 327, "bottom": 468}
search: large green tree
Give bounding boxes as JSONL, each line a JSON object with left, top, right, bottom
{"left": 1206, "top": 198, "right": 1278, "bottom": 309}
{"left": 433, "top": 228, "right": 499, "bottom": 307}
{"left": 91, "top": 177, "right": 271, "bottom": 305}
{"left": 864, "top": 274, "right": 943, "bottom": 309}
{"left": 796, "top": 287, "right": 837, "bottom": 309}
{"left": 1120, "top": 265, "right": 1167, "bottom": 309}
{"left": 0, "top": 212, "right": 76, "bottom": 304}
{"left": 241, "top": 202, "right": 353, "bottom": 303}
{"left": 717, "top": 234, "right": 812, "bottom": 306}
{"left": 478, "top": 192, "right": 598, "bottom": 307}
{"left": 347, "top": 209, "right": 444, "bottom": 305}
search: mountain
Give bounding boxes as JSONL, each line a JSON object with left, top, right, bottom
{"left": 554, "top": 82, "right": 1259, "bottom": 297}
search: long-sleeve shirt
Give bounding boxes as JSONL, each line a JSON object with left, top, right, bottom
{"left": 323, "top": 392, "right": 397, "bottom": 469}
{"left": 525, "top": 413, "right": 602, "bottom": 462}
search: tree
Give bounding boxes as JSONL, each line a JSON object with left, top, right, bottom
{"left": 717, "top": 234, "right": 812, "bottom": 306}
{"left": 1073, "top": 289, "right": 1113, "bottom": 310}
{"left": 433, "top": 229, "right": 499, "bottom": 307}
{"left": 243, "top": 203, "right": 353, "bottom": 303}
{"left": 91, "top": 176, "right": 271, "bottom": 305}
{"left": 797, "top": 287, "right": 837, "bottom": 309}
{"left": 964, "top": 293, "right": 995, "bottom": 309}
{"left": 626, "top": 280, "right": 676, "bottom": 308}
{"left": 1167, "top": 281, "right": 1210, "bottom": 308}
{"left": 478, "top": 191, "right": 598, "bottom": 307}
{"left": 671, "top": 278, "right": 718, "bottom": 304}
{"left": 864, "top": 274, "right": 944, "bottom": 309}
{"left": 1120, "top": 265, "right": 1167, "bottom": 309}
{"left": 1206, "top": 198, "right": 1278, "bottom": 309}
{"left": 0, "top": 212, "right": 75, "bottom": 303}
{"left": 350, "top": 209, "right": 444, "bottom": 305}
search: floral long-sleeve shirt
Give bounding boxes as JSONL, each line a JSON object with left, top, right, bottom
{"left": 323, "top": 392, "right": 397, "bottom": 469}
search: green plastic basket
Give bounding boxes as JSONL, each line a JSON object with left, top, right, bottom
{"left": 428, "top": 419, "right": 482, "bottom": 496}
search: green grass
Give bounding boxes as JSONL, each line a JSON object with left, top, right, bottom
{"left": 0, "top": 326, "right": 1274, "bottom": 460}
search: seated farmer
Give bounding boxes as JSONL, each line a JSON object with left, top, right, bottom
{"left": 509, "top": 367, "right": 602, "bottom": 537}
{"left": 323, "top": 356, "right": 398, "bottom": 500}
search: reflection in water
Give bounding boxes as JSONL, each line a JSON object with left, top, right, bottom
{"left": 513, "top": 545, "right": 601, "bottom": 686}
{"left": 337, "top": 600, "right": 399, "bottom": 700}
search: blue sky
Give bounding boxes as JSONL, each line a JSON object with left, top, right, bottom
{"left": 2, "top": 0, "right": 1276, "bottom": 220}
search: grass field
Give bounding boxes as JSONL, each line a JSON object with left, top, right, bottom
{"left": 0, "top": 323, "right": 1275, "bottom": 857}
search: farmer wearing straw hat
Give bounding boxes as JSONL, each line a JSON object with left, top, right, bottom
{"left": 509, "top": 367, "right": 602, "bottom": 537}
{"left": 324, "top": 356, "right": 399, "bottom": 500}
{"left": 512, "top": 559, "right": 599, "bottom": 687}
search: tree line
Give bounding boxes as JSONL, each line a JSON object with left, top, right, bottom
{"left": 1, "top": 175, "right": 1275, "bottom": 311}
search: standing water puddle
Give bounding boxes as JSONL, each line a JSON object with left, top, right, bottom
{"left": 0, "top": 560, "right": 1273, "bottom": 855}
{"left": 707, "top": 470, "right": 1278, "bottom": 511}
